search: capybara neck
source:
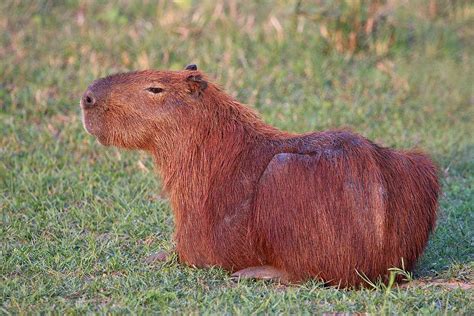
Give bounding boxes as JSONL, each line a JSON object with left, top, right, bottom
{"left": 149, "top": 83, "right": 283, "bottom": 193}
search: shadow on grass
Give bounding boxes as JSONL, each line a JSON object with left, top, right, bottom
{"left": 414, "top": 149, "right": 473, "bottom": 280}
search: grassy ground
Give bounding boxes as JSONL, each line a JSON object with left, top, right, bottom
{"left": 1, "top": 1, "right": 473, "bottom": 314}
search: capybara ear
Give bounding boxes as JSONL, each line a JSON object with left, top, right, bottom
{"left": 186, "top": 74, "right": 208, "bottom": 97}
{"left": 185, "top": 64, "right": 198, "bottom": 71}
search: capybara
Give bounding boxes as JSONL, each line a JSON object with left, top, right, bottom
{"left": 80, "top": 64, "right": 439, "bottom": 287}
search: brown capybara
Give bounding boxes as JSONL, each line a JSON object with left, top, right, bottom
{"left": 80, "top": 64, "right": 439, "bottom": 287}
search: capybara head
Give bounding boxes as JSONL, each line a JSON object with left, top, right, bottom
{"left": 80, "top": 65, "right": 207, "bottom": 149}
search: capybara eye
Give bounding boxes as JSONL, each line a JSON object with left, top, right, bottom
{"left": 146, "top": 87, "right": 164, "bottom": 94}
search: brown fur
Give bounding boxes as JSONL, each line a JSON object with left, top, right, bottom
{"left": 80, "top": 68, "right": 439, "bottom": 287}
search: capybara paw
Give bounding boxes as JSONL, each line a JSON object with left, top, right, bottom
{"left": 144, "top": 250, "right": 170, "bottom": 264}
{"left": 231, "top": 265, "right": 288, "bottom": 283}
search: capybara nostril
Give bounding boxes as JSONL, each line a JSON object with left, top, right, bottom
{"left": 82, "top": 91, "right": 96, "bottom": 108}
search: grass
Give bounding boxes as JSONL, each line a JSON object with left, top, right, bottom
{"left": 1, "top": 0, "right": 473, "bottom": 314}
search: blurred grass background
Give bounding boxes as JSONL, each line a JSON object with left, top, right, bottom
{"left": 1, "top": 0, "right": 473, "bottom": 313}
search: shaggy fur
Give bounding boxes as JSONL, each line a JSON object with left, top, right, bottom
{"left": 81, "top": 67, "right": 439, "bottom": 287}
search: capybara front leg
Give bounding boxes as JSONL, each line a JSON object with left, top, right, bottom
{"left": 144, "top": 250, "right": 171, "bottom": 264}
{"left": 231, "top": 265, "right": 288, "bottom": 283}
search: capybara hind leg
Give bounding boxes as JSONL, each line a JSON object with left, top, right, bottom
{"left": 144, "top": 250, "right": 171, "bottom": 264}
{"left": 231, "top": 265, "right": 288, "bottom": 283}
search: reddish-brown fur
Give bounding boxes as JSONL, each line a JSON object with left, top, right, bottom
{"left": 80, "top": 68, "right": 439, "bottom": 287}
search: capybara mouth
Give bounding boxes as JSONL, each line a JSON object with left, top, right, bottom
{"left": 80, "top": 109, "right": 95, "bottom": 136}
{"left": 81, "top": 109, "right": 107, "bottom": 145}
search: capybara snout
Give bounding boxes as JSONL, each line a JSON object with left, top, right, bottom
{"left": 81, "top": 77, "right": 112, "bottom": 110}
{"left": 81, "top": 90, "right": 96, "bottom": 109}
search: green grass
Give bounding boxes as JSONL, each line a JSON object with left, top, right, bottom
{"left": 1, "top": 1, "right": 473, "bottom": 314}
